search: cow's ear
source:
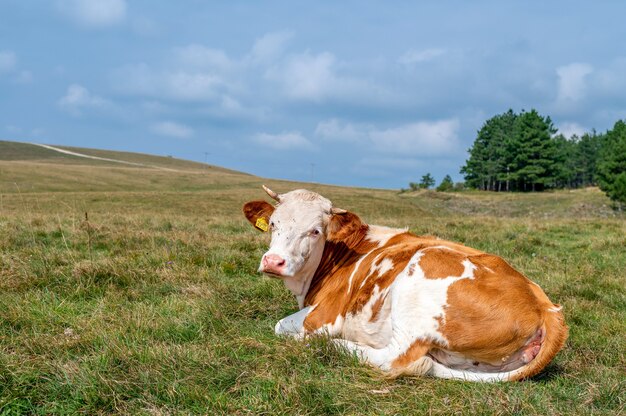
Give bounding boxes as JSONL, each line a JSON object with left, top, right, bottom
{"left": 327, "top": 211, "right": 363, "bottom": 242}
{"left": 243, "top": 200, "right": 275, "bottom": 232}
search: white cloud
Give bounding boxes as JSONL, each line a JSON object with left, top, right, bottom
{"left": 151, "top": 121, "right": 194, "bottom": 139}
{"left": 58, "top": 84, "right": 109, "bottom": 115}
{"left": 315, "top": 118, "right": 460, "bottom": 156}
{"left": 249, "top": 32, "right": 292, "bottom": 63}
{"left": 369, "top": 119, "right": 460, "bottom": 156}
{"left": 315, "top": 119, "right": 366, "bottom": 141}
{"left": 272, "top": 51, "right": 337, "bottom": 101}
{"left": 558, "top": 122, "right": 587, "bottom": 138}
{"left": 253, "top": 131, "right": 313, "bottom": 150}
{"left": 398, "top": 48, "right": 446, "bottom": 65}
{"left": 265, "top": 51, "right": 391, "bottom": 104}
{"left": 56, "top": 0, "right": 127, "bottom": 27}
{"left": 112, "top": 64, "right": 226, "bottom": 102}
{"left": 266, "top": 51, "right": 372, "bottom": 102}
{"left": 0, "top": 50, "right": 17, "bottom": 72}
{"left": 555, "top": 62, "right": 593, "bottom": 108}
{"left": 175, "top": 44, "right": 232, "bottom": 71}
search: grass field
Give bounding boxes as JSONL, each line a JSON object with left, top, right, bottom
{"left": 0, "top": 141, "right": 624, "bottom": 415}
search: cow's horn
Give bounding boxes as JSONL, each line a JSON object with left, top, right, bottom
{"left": 262, "top": 185, "right": 281, "bottom": 202}
{"left": 331, "top": 207, "right": 347, "bottom": 214}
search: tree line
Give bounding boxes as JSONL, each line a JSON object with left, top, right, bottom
{"left": 459, "top": 109, "right": 626, "bottom": 203}
{"left": 405, "top": 109, "right": 626, "bottom": 205}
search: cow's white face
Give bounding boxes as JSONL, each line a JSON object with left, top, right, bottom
{"left": 244, "top": 187, "right": 363, "bottom": 301}
{"left": 260, "top": 189, "right": 331, "bottom": 278}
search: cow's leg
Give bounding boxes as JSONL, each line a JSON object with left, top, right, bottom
{"left": 332, "top": 339, "right": 394, "bottom": 369}
{"left": 332, "top": 338, "right": 434, "bottom": 376}
{"left": 274, "top": 306, "right": 313, "bottom": 339}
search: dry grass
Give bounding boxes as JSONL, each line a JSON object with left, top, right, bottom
{"left": 0, "top": 146, "right": 624, "bottom": 415}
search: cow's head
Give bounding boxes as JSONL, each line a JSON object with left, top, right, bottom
{"left": 243, "top": 186, "right": 363, "bottom": 279}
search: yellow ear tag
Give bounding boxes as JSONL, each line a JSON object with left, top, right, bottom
{"left": 255, "top": 217, "right": 269, "bottom": 232}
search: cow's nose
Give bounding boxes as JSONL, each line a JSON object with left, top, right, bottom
{"left": 262, "top": 254, "right": 286, "bottom": 274}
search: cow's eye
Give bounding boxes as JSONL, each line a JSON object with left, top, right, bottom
{"left": 270, "top": 221, "right": 275, "bottom": 229}
{"left": 311, "top": 229, "right": 320, "bottom": 236}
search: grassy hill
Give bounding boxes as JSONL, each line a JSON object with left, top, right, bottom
{"left": 0, "top": 140, "right": 624, "bottom": 414}
{"left": 0, "top": 140, "right": 252, "bottom": 193}
{"left": 0, "top": 140, "right": 237, "bottom": 172}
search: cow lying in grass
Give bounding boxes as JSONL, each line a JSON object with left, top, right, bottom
{"left": 243, "top": 186, "right": 568, "bottom": 382}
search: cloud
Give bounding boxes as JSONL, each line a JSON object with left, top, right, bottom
{"left": 58, "top": 84, "right": 109, "bottom": 115}
{"left": 0, "top": 50, "right": 17, "bottom": 73}
{"left": 555, "top": 62, "right": 593, "bottom": 109}
{"left": 253, "top": 131, "right": 313, "bottom": 150}
{"left": 249, "top": 31, "right": 292, "bottom": 63}
{"left": 266, "top": 51, "right": 376, "bottom": 103}
{"left": 370, "top": 119, "right": 460, "bottom": 156}
{"left": 315, "top": 118, "right": 460, "bottom": 156}
{"left": 56, "top": 0, "right": 127, "bottom": 27}
{"left": 557, "top": 122, "right": 587, "bottom": 138}
{"left": 315, "top": 119, "right": 366, "bottom": 142}
{"left": 175, "top": 44, "right": 232, "bottom": 71}
{"left": 111, "top": 64, "right": 226, "bottom": 102}
{"left": 271, "top": 51, "right": 336, "bottom": 101}
{"left": 398, "top": 48, "right": 446, "bottom": 65}
{"left": 151, "top": 121, "right": 194, "bottom": 139}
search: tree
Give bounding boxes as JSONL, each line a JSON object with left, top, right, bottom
{"left": 577, "top": 131, "right": 604, "bottom": 186}
{"left": 419, "top": 173, "right": 435, "bottom": 189}
{"left": 507, "top": 109, "right": 558, "bottom": 191}
{"left": 597, "top": 120, "right": 626, "bottom": 205}
{"left": 461, "top": 109, "right": 516, "bottom": 191}
{"left": 436, "top": 175, "right": 454, "bottom": 192}
{"left": 462, "top": 109, "right": 562, "bottom": 192}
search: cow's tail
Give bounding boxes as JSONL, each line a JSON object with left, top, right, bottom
{"left": 392, "top": 304, "right": 568, "bottom": 382}
{"left": 506, "top": 304, "right": 568, "bottom": 381}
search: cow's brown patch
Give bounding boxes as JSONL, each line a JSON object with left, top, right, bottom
{"left": 242, "top": 200, "right": 275, "bottom": 231}
{"left": 303, "top": 224, "right": 376, "bottom": 331}
{"left": 303, "top": 230, "right": 418, "bottom": 331}
{"left": 437, "top": 254, "right": 545, "bottom": 363}
{"left": 346, "top": 237, "right": 419, "bottom": 316}
{"left": 391, "top": 340, "right": 431, "bottom": 369}
{"left": 418, "top": 248, "right": 466, "bottom": 279}
{"left": 369, "top": 294, "right": 387, "bottom": 323}
{"left": 326, "top": 211, "right": 363, "bottom": 243}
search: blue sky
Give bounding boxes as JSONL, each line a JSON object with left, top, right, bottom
{"left": 1, "top": 1, "right": 626, "bottom": 188}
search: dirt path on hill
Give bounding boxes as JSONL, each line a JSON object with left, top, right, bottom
{"left": 31, "top": 143, "right": 181, "bottom": 172}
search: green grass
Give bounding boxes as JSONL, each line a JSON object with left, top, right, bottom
{"left": 0, "top": 146, "right": 625, "bottom": 415}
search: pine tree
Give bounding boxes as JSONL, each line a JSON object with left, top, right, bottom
{"left": 597, "top": 120, "right": 626, "bottom": 204}
{"left": 461, "top": 109, "right": 516, "bottom": 191}
{"left": 553, "top": 134, "right": 580, "bottom": 188}
{"left": 577, "top": 131, "right": 604, "bottom": 186}
{"left": 436, "top": 175, "right": 454, "bottom": 192}
{"left": 507, "top": 109, "right": 557, "bottom": 191}
{"left": 419, "top": 173, "right": 435, "bottom": 189}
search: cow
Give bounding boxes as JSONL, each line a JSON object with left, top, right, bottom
{"left": 242, "top": 186, "right": 568, "bottom": 382}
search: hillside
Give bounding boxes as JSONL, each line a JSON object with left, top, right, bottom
{"left": 0, "top": 140, "right": 253, "bottom": 193}
{"left": 0, "top": 140, "right": 243, "bottom": 172}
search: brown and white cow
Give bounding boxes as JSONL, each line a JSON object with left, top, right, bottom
{"left": 243, "top": 186, "right": 568, "bottom": 382}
